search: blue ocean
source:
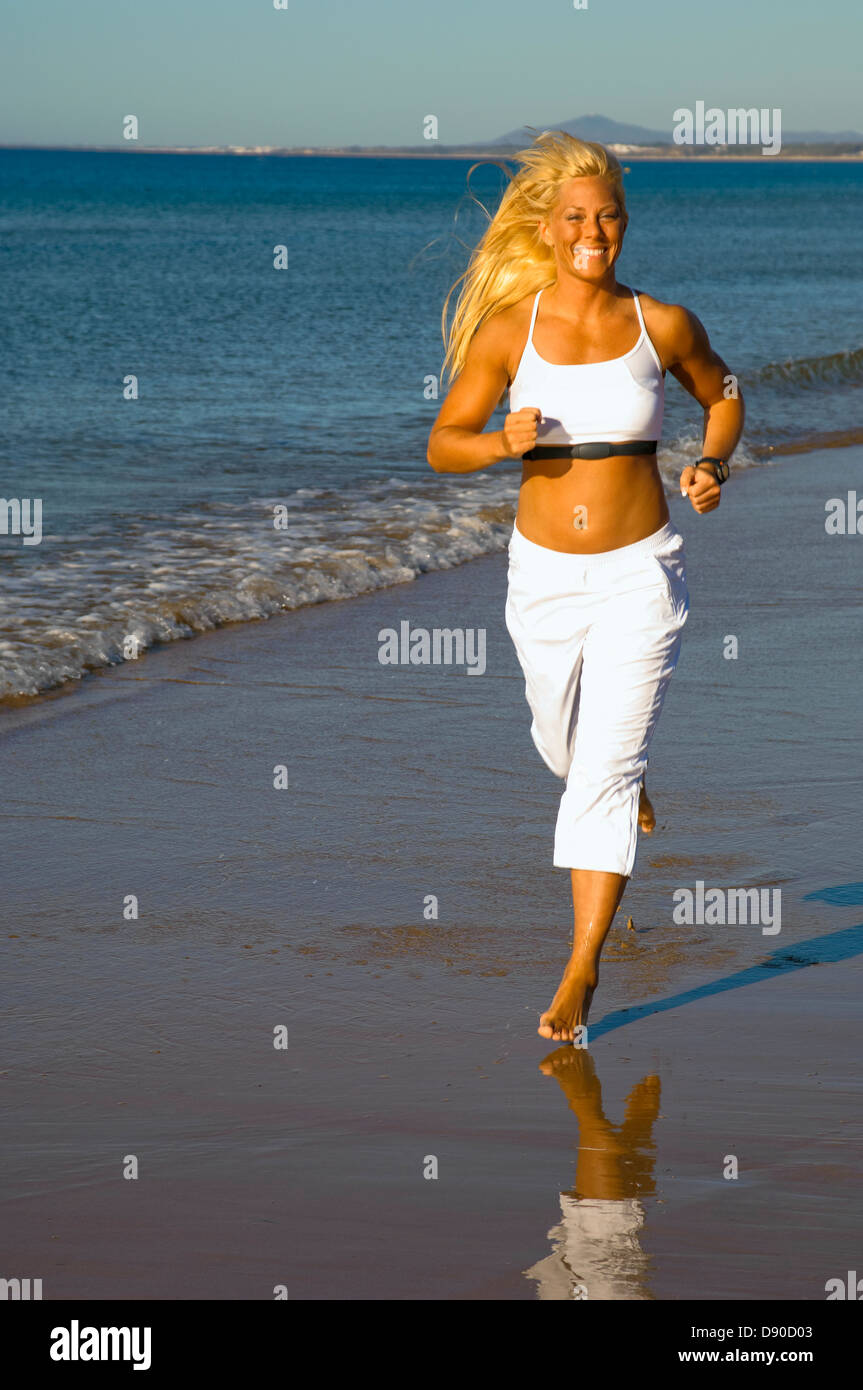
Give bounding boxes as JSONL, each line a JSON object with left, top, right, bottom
{"left": 1, "top": 150, "right": 861, "bottom": 698}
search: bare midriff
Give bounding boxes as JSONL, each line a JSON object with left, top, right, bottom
{"left": 515, "top": 453, "right": 670, "bottom": 554}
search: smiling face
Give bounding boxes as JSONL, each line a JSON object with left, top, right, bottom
{"left": 539, "top": 175, "right": 628, "bottom": 283}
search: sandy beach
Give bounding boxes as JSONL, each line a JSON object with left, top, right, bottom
{"left": 3, "top": 443, "right": 863, "bottom": 1300}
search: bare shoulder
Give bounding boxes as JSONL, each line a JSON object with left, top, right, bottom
{"left": 468, "top": 293, "right": 537, "bottom": 382}
{"left": 636, "top": 291, "right": 709, "bottom": 366}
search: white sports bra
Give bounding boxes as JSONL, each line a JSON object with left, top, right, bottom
{"left": 508, "top": 287, "right": 665, "bottom": 446}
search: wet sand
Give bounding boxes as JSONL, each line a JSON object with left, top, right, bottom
{"left": 2, "top": 445, "right": 862, "bottom": 1299}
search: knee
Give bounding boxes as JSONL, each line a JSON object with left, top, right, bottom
{"left": 564, "top": 756, "right": 642, "bottom": 802}
{"left": 530, "top": 720, "right": 571, "bottom": 779}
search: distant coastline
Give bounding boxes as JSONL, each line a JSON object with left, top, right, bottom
{"left": 3, "top": 143, "right": 863, "bottom": 161}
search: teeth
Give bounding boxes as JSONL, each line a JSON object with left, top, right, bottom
{"left": 574, "top": 247, "right": 605, "bottom": 257}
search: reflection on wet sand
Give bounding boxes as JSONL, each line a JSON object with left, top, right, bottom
{"left": 524, "top": 1050, "right": 661, "bottom": 1300}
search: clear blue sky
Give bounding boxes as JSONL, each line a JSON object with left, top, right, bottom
{"left": 1, "top": 0, "right": 860, "bottom": 146}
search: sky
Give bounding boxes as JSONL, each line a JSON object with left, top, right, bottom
{"left": 0, "top": 0, "right": 860, "bottom": 148}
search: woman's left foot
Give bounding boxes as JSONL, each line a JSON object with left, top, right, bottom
{"left": 638, "top": 778, "right": 655, "bottom": 833}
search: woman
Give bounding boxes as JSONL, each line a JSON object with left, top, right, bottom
{"left": 427, "top": 132, "right": 744, "bottom": 1043}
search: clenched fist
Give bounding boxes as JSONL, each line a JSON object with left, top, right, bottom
{"left": 502, "top": 407, "right": 542, "bottom": 458}
{"left": 680, "top": 463, "right": 722, "bottom": 514}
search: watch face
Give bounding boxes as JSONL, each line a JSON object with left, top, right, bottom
{"left": 701, "top": 459, "right": 727, "bottom": 480}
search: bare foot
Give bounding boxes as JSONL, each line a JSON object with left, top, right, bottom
{"left": 538, "top": 959, "right": 597, "bottom": 1042}
{"left": 638, "top": 777, "right": 655, "bottom": 833}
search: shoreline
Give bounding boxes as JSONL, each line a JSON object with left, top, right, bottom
{"left": 3, "top": 144, "right": 863, "bottom": 162}
{"left": 3, "top": 437, "right": 863, "bottom": 718}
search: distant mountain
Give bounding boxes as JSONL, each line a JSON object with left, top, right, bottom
{"left": 491, "top": 113, "right": 863, "bottom": 148}
{"left": 782, "top": 129, "right": 863, "bottom": 143}
{"left": 493, "top": 114, "right": 670, "bottom": 146}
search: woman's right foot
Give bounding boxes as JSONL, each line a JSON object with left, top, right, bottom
{"left": 538, "top": 959, "right": 598, "bottom": 1042}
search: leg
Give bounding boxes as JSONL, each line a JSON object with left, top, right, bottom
{"left": 507, "top": 530, "right": 687, "bottom": 1042}
{"left": 541, "top": 564, "right": 687, "bottom": 1037}
{"left": 553, "top": 577, "right": 685, "bottom": 878}
{"left": 537, "top": 1049, "right": 661, "bottom": 1200}
{"left": 538, "top": 868, "right": 627, "bottom": 1040}
{"left": 504, "top": 583, "right": 587, "bottom": 780}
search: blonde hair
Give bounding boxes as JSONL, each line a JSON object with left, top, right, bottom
{"left": 441, "top": 131, "right": 627, "bottom": 384}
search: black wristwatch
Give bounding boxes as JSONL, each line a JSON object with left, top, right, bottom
{"left": 695, "top": 456, "right": 730, "bottom": 485}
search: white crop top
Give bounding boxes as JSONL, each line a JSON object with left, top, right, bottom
{"left": 508, "top": 287, "right": 665, "bottom": 446}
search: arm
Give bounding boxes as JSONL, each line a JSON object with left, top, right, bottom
{"left": 659, "top": 304, "right": 745, "bottom": 515}
{"left": 427, "top": 313, "right": 540, "bottom": 473}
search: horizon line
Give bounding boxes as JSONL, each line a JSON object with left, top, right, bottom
{"left": 3, "top": 140, "right": 863, "bottom": 160}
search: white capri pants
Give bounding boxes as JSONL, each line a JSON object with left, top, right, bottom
{"left": 505, "top": 519, "right": 689, "bottom": 876}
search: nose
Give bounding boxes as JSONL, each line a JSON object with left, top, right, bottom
{"left": 580, "top": 213, "right": 605, "bottom": 240}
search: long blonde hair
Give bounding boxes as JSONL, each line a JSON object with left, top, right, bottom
{"left": 441, "top": 131, "right": 627, "bottom": 384}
